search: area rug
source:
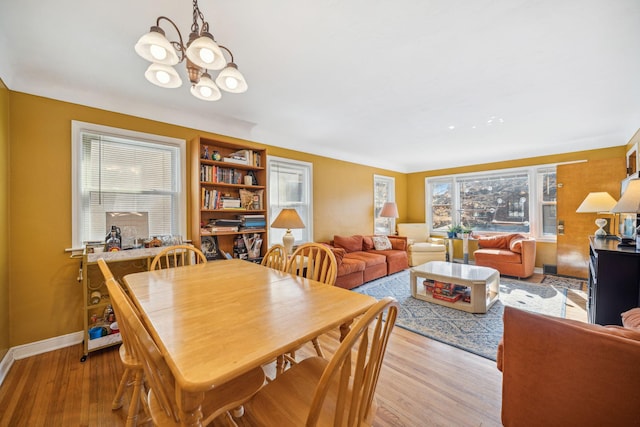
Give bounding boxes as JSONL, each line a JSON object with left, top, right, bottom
{"left": 353, "top": 270, "right": 587, "bottom": 361}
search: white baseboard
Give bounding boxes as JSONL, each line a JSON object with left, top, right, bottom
{"left": 0, "top": 348, "right": 15, "bottom": 386}
{"left": 0, "top": 331, "right": 83, "bottom": 387}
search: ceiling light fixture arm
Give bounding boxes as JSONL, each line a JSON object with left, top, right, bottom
{"left": 155, "top": 16, "right": 186, "bottom": 63}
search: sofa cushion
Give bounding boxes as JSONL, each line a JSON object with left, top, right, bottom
{"left": 338, "top": 257, "right": 366, "bottom": 276}
{"left": 372, "top": 235, "right": 392, "bottom": 250}
{"left": 410, "top": 242, "right": 446, "bottom": 252}
{"left": 345, "top": 251, "right": 386, "bottom": 268}
{"left": 509, "top": 234, "right": 528, "bottom": 253}
{"left": 334, "top": 235, "right": 363, "bottom": 253}
{"left": 475, "top": 248, "right": 522, "bottom": 264}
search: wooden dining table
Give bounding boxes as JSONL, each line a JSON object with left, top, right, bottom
{"left": 122, "top": 258, "right": 377, "bottom": 426}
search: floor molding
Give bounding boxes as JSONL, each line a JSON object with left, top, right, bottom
{"left": 0, "top": 331, "right": 83, "bottom": 387}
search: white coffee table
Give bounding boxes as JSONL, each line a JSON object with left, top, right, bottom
{"left": 410, "top": 261, "right": 500, "bottom": 313}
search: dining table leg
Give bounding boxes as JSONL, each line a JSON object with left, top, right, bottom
{"left": 177, "top": 389, "right": 205, "bottom": 427}
{"left": 339, "top": 320, "right": 353, "bottom": 342}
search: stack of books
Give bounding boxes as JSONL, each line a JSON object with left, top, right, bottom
{"left": 423, "top": 279, "right": 468, "bottom": 303}
{"left": 237, "top": 214, "right": 266, "bottom": 230}
{"left": 203, "top": 219, "right": 242, "bottom": 234}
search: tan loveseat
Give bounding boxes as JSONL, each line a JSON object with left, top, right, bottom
{"left": 497, "top": 306, "right": 640, "bottom": 426}
{"left": 473, "top": 233, "right": 536, "bottom": 278}
{"left": 323, "top": 235, "right": 409, "bottom": 290}
{"left": 396, "top": 223, "right": 446, "bottom": 266}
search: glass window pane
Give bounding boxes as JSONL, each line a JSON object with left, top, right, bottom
{"left": 542, "top": 204, "right": 557, "bottom": 235}
{"left": 431, "top": 181, "right": 452, "bottom": 231}
{"left": 73, "top": 123, "right": 185, "bottom": 248}
{"left": 374, "top": 175, "right": 395, "bottom": 235}
{"left": 268, "top": 157, "right": 312, "bottom": 245}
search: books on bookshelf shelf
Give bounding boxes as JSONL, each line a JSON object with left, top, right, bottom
{"left": 221, "top": 149, "right": 263, "bottom": 167}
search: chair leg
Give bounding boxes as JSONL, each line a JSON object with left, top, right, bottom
{"left": 112, "top": 367, "right": 133, "bottom": 410}
{"left": 275, "top": 355, "right": 286, "bottom": 376}
{"left": 311, "top": 338, "right": 324, "bottom": 358}
{"left": 125, "top": 369, "right": 144, "bottom": 427}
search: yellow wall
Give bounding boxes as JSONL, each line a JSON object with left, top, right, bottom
{"left": 7, "top": 91, "right": 406, "bottom": 346}
{"left": 0, "top": 80, "right": 9, "bottom": 359}
{"left": 3, "top": 88, "right": 631, "bottom": 347}
{"left": 406, "top": 146, "right": 626, "bottom": 268}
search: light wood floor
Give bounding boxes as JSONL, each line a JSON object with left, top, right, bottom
{"left": 0, "top": 326, "right": 503, "bottom": 427}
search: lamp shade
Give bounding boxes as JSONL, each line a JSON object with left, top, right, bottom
{"left": 190, "top": 72, "right": 222, "bottom": 101}
{"left": 215, "top": 63, "right": 248, "bottom": 93}
{"left": 185, "top": 33, "right": 226, "bottom": 70}
{"left": 144, "top": 63, "right": 182, "bottom": 88}
{"left": 611, "top": 179, "right": 640, "bottom": 213}
{"left": 576, "top": 192, "right": 617, "bottom": 213}
{"left": 271, "top": 208, "right": 305, "bottom": 229}
{"left": 379, "top": 202, "right": 399, "bottom": 218}
{"left": 134, "top": 27, "right": 180, "bottom": 65}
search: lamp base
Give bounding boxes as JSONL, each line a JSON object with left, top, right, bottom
{"left": 282, "top": 230, "right": 295, "bottom": 255}
{"left": 594, "top": 218, "right": 607, "bottom": 238}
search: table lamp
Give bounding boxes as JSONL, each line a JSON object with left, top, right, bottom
{"left": 611, "top": 179, "right": 640, "bottom": 248}
{"left": 576, "top": 192, "right": 617, "bottom": 238}
{"left": 271, "top": 208, "right": 305, "bottom": 255}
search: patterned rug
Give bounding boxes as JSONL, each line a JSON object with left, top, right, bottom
{"left": 353, "top": 269, "right": 587, "bottom": 361}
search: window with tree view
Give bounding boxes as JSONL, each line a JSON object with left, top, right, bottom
{"left": 427, "top": 167, "right": 556, "bottom": 238}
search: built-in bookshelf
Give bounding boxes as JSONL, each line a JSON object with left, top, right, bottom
{"left": 190, "top": 136, "right": 267, "bottom": 261}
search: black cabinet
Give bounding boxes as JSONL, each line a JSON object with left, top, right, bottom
{"left": 588, "top": 237, "right": 640, "bottom": 325}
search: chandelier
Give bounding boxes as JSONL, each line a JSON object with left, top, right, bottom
{"left": 134, "top": 0, "right": 247, "bottom": 101}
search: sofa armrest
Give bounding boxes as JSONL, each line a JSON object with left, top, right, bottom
{"left": 428, "top": 237, "right": 444, "bottom": 245}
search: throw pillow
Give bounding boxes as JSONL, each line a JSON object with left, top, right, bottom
{"left": 362, "top": 236, "right": 375, "bottom": 251}
{"left": 334, "top": 235, "right": 363, "bottom": 253}
{"left": 372, "top": 235, "right": 392, "bottom": 250}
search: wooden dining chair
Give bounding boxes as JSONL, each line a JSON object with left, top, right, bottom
{"left": 149, "top": 244, "right": 207, "bottom": 270}
{"left": 243, "top": 297, "right": 398, "bottom": 427}
{"left": 104, "top": 268, "right": 266, "bottom": 426}
{"left": 281, "top": 243, "right": 338, "bottom": 366}
{"left": 285, "top": 242, "right": 338, "bottom": 286}
{"left": 260, "top": 244, "right": 286, "bottom": 271}
{"left": 97, "top": 258, "right": 148, "bottom": 427}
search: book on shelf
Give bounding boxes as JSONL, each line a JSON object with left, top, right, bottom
{"left": 213, "top": 219, "right": 242, "bottom": 226}
{"left": 221, "top": 198, "right": 241, "bottom": 209}
{"left": 223, "top": 157, "right": 249, "bottom": 165}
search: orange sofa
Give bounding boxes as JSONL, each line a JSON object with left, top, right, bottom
{"left": 323, "top": 235, "right": 408, "bottom": 290}
{"left": 497, "top": 306, "right": 640, "bottom": 426}
{"left": 473, "top": 233, "right": 535, "bottom": 278}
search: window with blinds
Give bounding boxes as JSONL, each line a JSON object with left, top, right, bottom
{"left": 71, "top": 121, "right": 186, "bottom": 249}
{"left": 267, "top": 156, "right": 313, "bottom": 246}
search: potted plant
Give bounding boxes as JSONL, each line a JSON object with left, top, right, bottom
{"left": 447, "top": 224, "right": 462, "bottom": 238}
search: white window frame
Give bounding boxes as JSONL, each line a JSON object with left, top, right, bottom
{"left": 267, "top": 156, "right": 313, "bottom": 246}
{"left": 374, "top": 174, "right": 396, "bottom": 235}
{"left": 71, "top": 121, "right": 186, "bottom": 249}
{"left": 425, "top": 165, "right": 557, "bottom": 242}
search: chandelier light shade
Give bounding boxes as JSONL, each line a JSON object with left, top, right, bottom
{"left": 134, "top": 0, "right": 247, "bottom": 101}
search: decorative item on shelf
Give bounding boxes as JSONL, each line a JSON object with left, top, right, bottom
{"left": 239, "top": 188, "right": 263, "bottom": 210}
{"left": 611, "top": 179, "right": 640, "bottom": 248}
{"left": 212, "top": 150, "right": 221, "bottom": 161}
{"left": 148, "top": 236, "right": 162, "bottom": 247}
{"left": 271, "top": 208, "right": 305, "bottom": 255}
{"left": 201, "top": 235, "right": 222, "bottom": 260}
{"left": 202, "top": 146, "right": 209, "bottom": 160}
{"left": 104, "top": 225, "right": 122, "bottom": 252}
{"left": 134, "top": 0, "right": 247, "bottom": 101}
{"left": 576, "top": 192, "right": 618, "bottom": 238}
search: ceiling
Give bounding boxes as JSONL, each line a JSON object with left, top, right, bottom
{"left": 1, "top": 1, "right": 639, "bottom": 173}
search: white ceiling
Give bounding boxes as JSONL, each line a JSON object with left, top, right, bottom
{"left": 1, "top": 0, "right": 639, "bottom": 173}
